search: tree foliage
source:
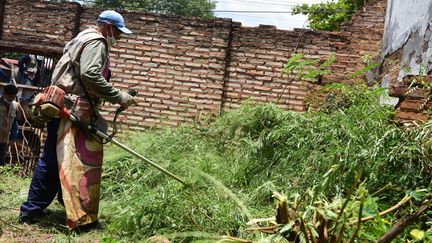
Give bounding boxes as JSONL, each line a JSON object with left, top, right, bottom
{"left": 87, "top": 0, "right": 217, "bottom": 19}
{"left": 292, "top": 0, "right": 366, "bottom": 31}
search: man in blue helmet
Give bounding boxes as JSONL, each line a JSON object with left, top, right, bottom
{"left": 19, "top": 10, "right": 136, "bottom": 230}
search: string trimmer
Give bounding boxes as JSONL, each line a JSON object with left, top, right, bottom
{"left": 31, "top": 86, "right": 187, "bottom": 186}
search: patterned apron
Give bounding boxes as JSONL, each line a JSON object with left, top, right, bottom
{"left": 56, "top": 54, "right": 110, "bottom": 229}
{"left": 56, "top": 98, "right": 104, "bottom": 229}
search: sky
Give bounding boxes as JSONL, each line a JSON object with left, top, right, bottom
{"left": 213, "top": 0, "right": 327, "bottom": 30}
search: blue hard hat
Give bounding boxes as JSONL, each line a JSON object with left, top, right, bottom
{"left": 98, "top": 10, "right": 132, "bottom": 34}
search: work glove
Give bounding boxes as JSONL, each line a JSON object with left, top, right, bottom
{"left": 119, "top": 91, "right": 137, "bottom": 110}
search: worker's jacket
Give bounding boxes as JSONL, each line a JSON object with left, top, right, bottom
{"left": 0, "top": 99, "right": 18, "bottom": 144}
{"left": 51, "top": 27, "right": 122, "bottom": 132}
{"left": 51, "top": 27, "right": 122, "bottom": 105}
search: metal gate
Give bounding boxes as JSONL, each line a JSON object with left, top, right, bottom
{"left": 0, "top": 54, "right": 55, "bottom": 176}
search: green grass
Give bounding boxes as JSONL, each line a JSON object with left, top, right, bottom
{"left": 0, "top": 166, "right": 105, "bottom": 242}
{"left": 1, "top": 85, "right": 431, "bottom": 242}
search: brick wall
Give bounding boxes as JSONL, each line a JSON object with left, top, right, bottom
{"left": 341, "top": 0, "right": 386, "bottom": 57}
{"left": 383, "top": 50, "right": 432, "bottom": 124}
{"left": 0, "top": 0, "right": 79, "bottom": 55}
{"left": 224, "top": 25, "right": 344, "bottom": 112}
{"left": 335, "top": 0, "right": 387, "bottom": 81}
{"left": 0, "top": 0, "right": 388, "bottom": 129}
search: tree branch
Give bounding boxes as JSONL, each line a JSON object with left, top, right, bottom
{"left": 378, "top": 202, "right": 430, "bottom": 243}
{"left": 349, "top": 195, "right": 411, "bottom": 224}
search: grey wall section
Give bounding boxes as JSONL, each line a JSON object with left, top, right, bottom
{"left": 381, "top": 0, "right": 432, "bottom": 80}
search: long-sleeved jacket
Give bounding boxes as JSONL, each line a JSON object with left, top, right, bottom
{"left": 51, "top": 27, "right": 123, "bottom": 105}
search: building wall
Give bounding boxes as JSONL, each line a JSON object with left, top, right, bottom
{"left": 0, "top": 0, "right": 388, "bottom": 129}
{"left": 381, "top": 0, "right": 432, "bottom": 124}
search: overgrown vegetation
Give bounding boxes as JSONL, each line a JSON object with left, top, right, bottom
{"left": 91, "top": 83, "right": 431, "bottom": 242}
{"left": 1, "top": 83, "right": 431, "bottom": 242}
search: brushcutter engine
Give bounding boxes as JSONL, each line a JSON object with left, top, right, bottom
{"left": 31, "top": 86, "right": 138, "bottom": 144}
{"left": 31, "top": 86, "right": 71, "bottom": 121}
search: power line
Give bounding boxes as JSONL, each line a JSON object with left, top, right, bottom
{"left": 223, "top": 16, "right": 308, "bottom": 23}
{"left": 218, "top": 0, "right": 326, "bottom": 6}
{"left": 76, "top": 0, "right": 349, "bottom": 14}
{"left": 214, "top": 10, "right": 354, "bottom": 13}
{"left": 218, "top": 13, "right": 308, "bottom": 22}
{"left": 215, "top": 10, "right": 293, "bottom": 13}
{"left": 217, "top": 0, "right": 298, "bottom": 7}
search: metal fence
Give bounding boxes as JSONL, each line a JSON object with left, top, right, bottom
{"left": 0, "top": 54, "right": 55, "bottom": 176}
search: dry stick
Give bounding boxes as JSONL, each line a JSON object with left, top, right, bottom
{"left": 292, "top": 192, "right": 308, "bottom": 225}
{"left": 378, "top": 202, "right": 430, "bottom": 243}
{"left": 7, "top": 143, "right": 12, "bottom": 164}
{"left": 13, "top": 142, "right": 20, "bottom": 165}
{"left": 245, "top": 226, "right": 277, "bottom": 231}
{"left": 317, "top": 215, "right": 329, "bottom": 243}
{"left": 0, "top": 206, "right": 19, "bottom": 212}
{"left": 333, "top": 220, "right": 346, "bottom": 243}
{"left": 312, "top": 208, "right": 317, "bottom": 227}
{"left": 348, "top": 195, "right": 412, "bottom": 225}
{"left": 16, "top": 104, "right": 33, "bottom": 175}
{"left": 16, "top": 104, "right": 30, "bottom": 155}
{"left": 371, "top": 183, "right": 391, "bottom": 197}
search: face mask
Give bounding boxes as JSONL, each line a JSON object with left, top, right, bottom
{"left": 107, "top": 25, "right": 117, "bottom": 47}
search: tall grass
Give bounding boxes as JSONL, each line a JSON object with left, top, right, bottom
{"left": 100, "top": 84, "right": 431, "bottom": 241}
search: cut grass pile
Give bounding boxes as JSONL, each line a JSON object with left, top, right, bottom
{"left": 99, "top": 86, "right": 431, "bottom": 241}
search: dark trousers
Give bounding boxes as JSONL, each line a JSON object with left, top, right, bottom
{"left": 0, "top": 143, "right": 6, "bottom": 166}
{"left": 20, "top": 119, "right": 61, "bottom": 214}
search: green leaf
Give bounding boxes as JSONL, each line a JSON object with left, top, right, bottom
{"left": 279, "top": 222, "right": 295, "bottom": 234}
{"left": 410, "top": 229, "right": 425, "bottom": 240}
{"left": 363, "top": 195, "right": 379, "bottom": 216}
{"left": 101, "top": 236, "right": 117, "bottom": 243}
{"left": 408, "top": 191, "right": 423, "bottom": 201}
{"left": 307, "top": 223, "right": 319, "bottom": 238}
{"left": 292, "top": 1, "right": 365, "bottom": 31}
{"left": 299, "top": 233, "right": 307, "bottom": 243}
